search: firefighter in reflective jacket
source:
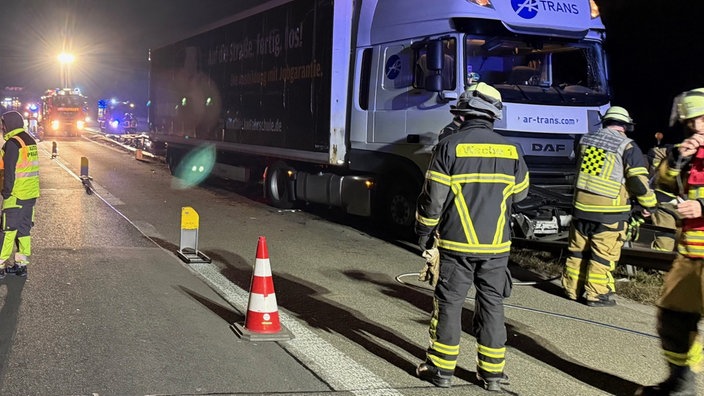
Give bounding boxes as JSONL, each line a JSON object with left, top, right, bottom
{"left": 561, "top": 106, "right": 657, "bottom": 307}
{"left": 636, "top": 89, "right": 704, "bottom": 396}
{"left": 0, "top": 111, "right": 40, "bottom": 279}
{"left": 415, "top": 83, "right": 530, "bottom": 391}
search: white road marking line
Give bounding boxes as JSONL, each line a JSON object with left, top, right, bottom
{"left": 41, "top": 140, "right": 403, "bottom": 395}
{"left": 192, "top": 263, "right": 403, "bottom": 396}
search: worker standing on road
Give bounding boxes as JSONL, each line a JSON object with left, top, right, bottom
{"left": 561, "top": 106, "right": 657, "bottom": 307}
{"left": 415, "top": 82, "right": 530, "bottom": 391}
{"left": 0, "top": 111, "right": 40, "bottom": 279}
{"left": 636, "top": 88, "right": 704, "bottom": 396}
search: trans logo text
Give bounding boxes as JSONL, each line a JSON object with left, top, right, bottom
{"left": 511, "top": 0, "right": 580, "bottom": 19}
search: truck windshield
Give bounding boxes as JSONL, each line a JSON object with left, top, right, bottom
{"left": 54, "top": 95, "right": 83, "bottom": 107}
{"left": 465, "top": 37, "right": 609, "bottom": 106}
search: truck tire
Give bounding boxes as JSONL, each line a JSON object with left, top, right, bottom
{"left": 381, "top": 179, "right": 418, "bottom": 236}
{"left": 265, "top": 161, "right": 295, "bottom": 209}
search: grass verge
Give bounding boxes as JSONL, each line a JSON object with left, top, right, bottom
{"left": 509, "top": 247, "right": 664, "bottom": 305}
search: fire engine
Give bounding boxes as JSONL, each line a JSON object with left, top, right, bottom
{"left": 40, "top": 88, "right": 88, "bottom": 138}
{"left": 97, "top": 99, "right": 138, "bottom": 134}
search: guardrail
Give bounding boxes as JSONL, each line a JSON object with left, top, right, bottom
{"left": 512, "top": 224, "right": 676, "bottom": 272}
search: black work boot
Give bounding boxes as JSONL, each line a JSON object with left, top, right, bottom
{"left": 634, "top": 364, "right": 697, "bottom": 396}
{"left": 416, "top": 362, "right": 452, "bottom": 388}
{"left": 476, "top": 371, "right": 510, "bottom": 392}
{"left": 6, "top": 264, "right": 27, "bottom": 277}
{"left": 0, "top": 268, "right": 5, "bottom": 280}
{"left": 585, "top": 293, "right": 617, "bottom": 307}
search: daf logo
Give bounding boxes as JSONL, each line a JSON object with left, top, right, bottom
{"left": 532, "top": 143, "right": 567, "bottom": 152}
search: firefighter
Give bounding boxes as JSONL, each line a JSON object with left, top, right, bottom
{"left": 0, "top": 111, "right": 40, "bottom": 279}
{"left": 647, "top": 143, "right": 679, "bottom": 252}
{"left": 635, "top": 88, "right": 704, "bottom": 396}
{"left": 415, "top": 82, "right": 530, "bottom": 391}
{"left": 561, "top": 106, "right": 657, "bottom": 307}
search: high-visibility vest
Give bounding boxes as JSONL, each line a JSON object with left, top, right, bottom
{"left": 0, "top": 131, "right": 40, "bottom": 200}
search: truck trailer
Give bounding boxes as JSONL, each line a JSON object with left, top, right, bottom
{"left": 148, "top": 0, "right": 609, "bottom": 234}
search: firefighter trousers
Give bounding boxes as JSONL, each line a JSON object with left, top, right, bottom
{"left": 650, "top": 203, "right": 678, "bottom": 252}
{"left": 0, "top": 197, "right": 36, "bottom": 268}
{"left": 655, "top": 254, "right": 703, "bottom": 372}
{"left": 561, "top": 218, "right": 627, "bottom": 301}
{"left": 425, "top": 253, "right": 512, "bottom": 380}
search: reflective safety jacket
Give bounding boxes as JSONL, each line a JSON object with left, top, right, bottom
{"left": 415, "top": 118, "right": 530, "bottom": 257}
{"left": 572, "top": 127, "right": 656, "bottom": 222}
{"left": 0, "top": 128, "right": 40, "bottom": 200}
{"left": 656, "top": 146, "right": 704, "bottom": 258}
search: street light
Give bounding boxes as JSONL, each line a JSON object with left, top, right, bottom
{"left": 57, "top": 52, "right": 75, "bottom": 88}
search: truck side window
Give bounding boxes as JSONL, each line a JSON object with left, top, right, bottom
{"left": 359, "top": 48, "right": 372, "bottom": 110}
{"left": 414, "top": 39, "right": 456, "bottom": 90}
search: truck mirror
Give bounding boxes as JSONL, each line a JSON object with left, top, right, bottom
{"left": 425, "top": 74, "right": 443, "bottom": 92}
{"left": 426, "top": 40, "right": 444, "bottom": 72}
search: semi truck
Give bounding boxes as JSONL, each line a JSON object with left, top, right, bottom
{"left": 148, "top": 0, "right": 609, "bottom": 235}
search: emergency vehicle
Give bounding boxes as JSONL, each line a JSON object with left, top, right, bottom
{"left": 40, "top": 88, "right": 88, "bottom": 138}
{"left": 97, "top": 99, "right": 138, "bottom": 134}
{"left": 148, "top": 0, "right": 608, "bottom": 234}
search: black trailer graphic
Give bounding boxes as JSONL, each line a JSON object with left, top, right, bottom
{"left": 149, "top": 0, "right": 333, "bottom": 153}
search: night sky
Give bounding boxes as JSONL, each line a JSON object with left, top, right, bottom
{"left": 0, "top": 0, "right": 702, "bottom": 149}
{"left": 0, "top": 0, "right": 258, "bottom": 111}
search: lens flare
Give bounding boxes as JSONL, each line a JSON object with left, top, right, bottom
{"left": 171, "top": 144, "right": 216, "bottom": 189}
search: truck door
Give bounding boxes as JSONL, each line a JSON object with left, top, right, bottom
{"left": 370, "top": 39, "right": 458, "bottom": 147}
{"left": 369, "top": 44, "right": 411, "bottom": 144}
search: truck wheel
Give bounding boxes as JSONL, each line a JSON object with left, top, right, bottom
{"left": 382, "top": 180, "right": 417, "bottom": 236}
{"left": 265, "top": 161, "right": 295, "bottom": 209}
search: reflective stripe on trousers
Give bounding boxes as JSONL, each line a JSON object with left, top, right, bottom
{"left": 426, "top": 253, "right": 510, "bottom": 378}
{"left": 561, "top": 219, "right": 626, "bottom": 300}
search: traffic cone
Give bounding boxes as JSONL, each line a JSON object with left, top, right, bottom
{"left": 231, "top": 236, "right": 292, "bottom": 341}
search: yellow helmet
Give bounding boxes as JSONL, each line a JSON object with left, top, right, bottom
{"left": 450, "top": 82, "right": 503, "bottom": 120}
{"left": 676, "top": 88, "right": 704, "bottom": 121}
{"left": 601, "top": 106, "right": 634, "bottom": 125}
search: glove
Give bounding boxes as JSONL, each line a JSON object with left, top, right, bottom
{"left": 625, "top": 212, "right": 646, "bottom": 242}
{"left": 418, "top": 247, "right": 440, "bottom": 287}
{"left": 417, "top": 232, "right": 440, "bottom": 287}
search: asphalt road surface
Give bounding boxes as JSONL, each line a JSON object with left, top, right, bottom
{"left": 0, "top": 132, "right": 701, "bottom": 395}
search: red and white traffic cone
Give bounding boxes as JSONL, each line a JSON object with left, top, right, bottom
{"left": 232, "top": 236, "right": 292, "bottom": 341}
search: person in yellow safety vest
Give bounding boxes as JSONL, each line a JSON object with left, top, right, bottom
{"left": 635, "top": 88, "right": 704, "bottom": 396}
{"left": 561, "top": 106, "right": 657, "bottom": 307}
{"left": 0, "top": 111, "right": 40, "bottom": 279}
{"left": 415, "top": 82, "right": 530, "bottom": 391}
{"left": 647, "top": 143, "right": 679, "bottom": 251}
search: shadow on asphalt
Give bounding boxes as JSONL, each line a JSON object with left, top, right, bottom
{"left": 343, "top": 269, "right": 643, "bottom": 396}
{"left": 0, "top": 277, "right": 26, "bottom": 388}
